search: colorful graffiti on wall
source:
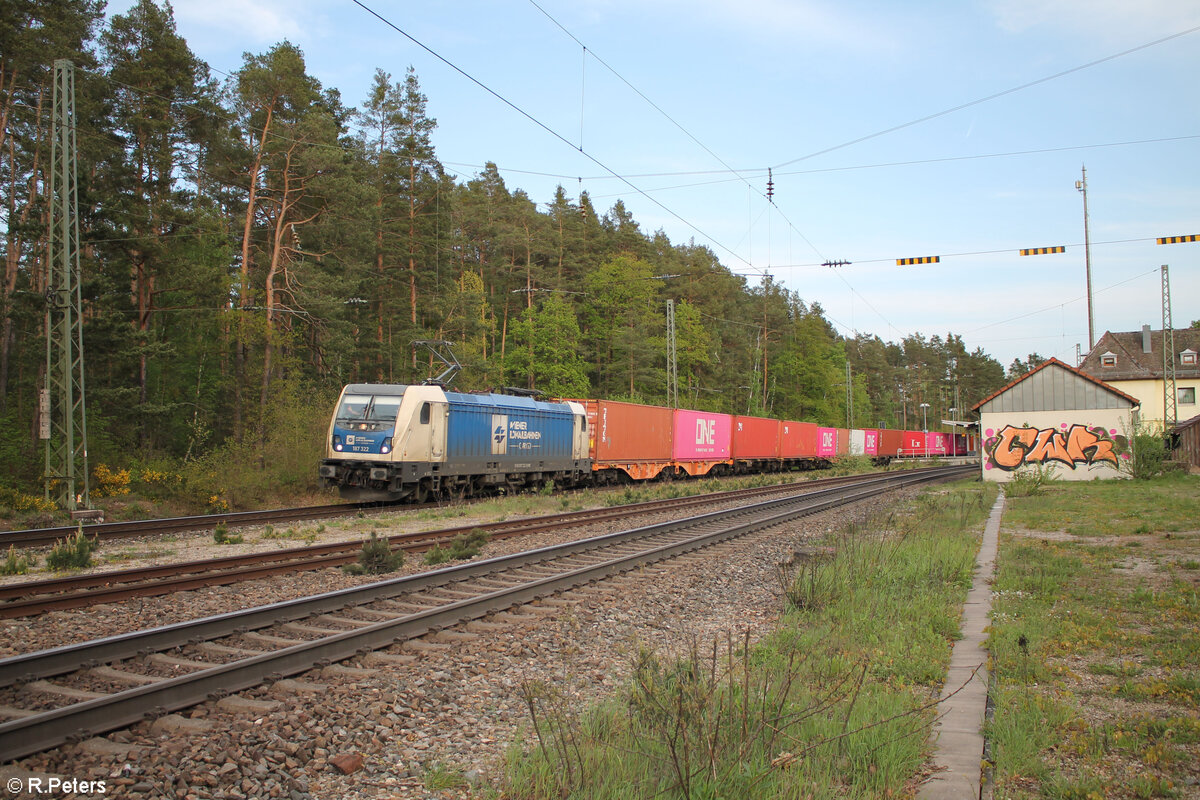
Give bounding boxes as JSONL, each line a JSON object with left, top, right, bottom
{"left": 983, "top": 423, "right": 1129, "bottom": 472}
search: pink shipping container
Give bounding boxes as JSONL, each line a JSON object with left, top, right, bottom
{"left": 817, "top": 427, "right": 838, "bottom": 458}
{"left": 732, "top": 416, "right": 782, "bottom": 460}
{"left": 780, "top": 421, "right": 819, "bottom": 459}
{"left": 926, "top": 432, "right": 949, "bottom": 455}
{"left": 673, "top": 409, "right": 732, "bottom": 461}
{"left": 863, "top": 429, "right": 879, "bottom": 455}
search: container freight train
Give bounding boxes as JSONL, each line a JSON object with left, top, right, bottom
{"left": 318, "top": 384, "right": 975, "bottom": 502}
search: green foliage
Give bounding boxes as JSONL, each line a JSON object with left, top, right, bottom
{"left": 0, "top": 9, "right": 1011, "bottom": 502}
{"left": 212, "top": 521, "right": 243, "bottom": 545}
{"left": 1, "top": 546, "right": 34, "bottom": 575}
{"left": 46, "top": 528, "right": 99, "bottom": 571}
{"left": 506, "top": 482, "right": 996, "bottom": 799}
{"left": 423, "top": 529, "right": 489, "bottom": 565}
{"left": 988, "top": 475, "right": 1200, "bottom": 798}
{"left": 1129, "top": 433, "right": 1168, "bottom": 479}
{"left": 1005, "top": 461, "right": 1061, "bottom": 497}
{"left": 345, "top": 531, "right": 404, "bottom": 575}
{"left": 0, "top": 487, "right": 58, "bottom": 515}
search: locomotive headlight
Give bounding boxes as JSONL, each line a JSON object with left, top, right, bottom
{"left": 381, "top": 437, "right": 393, "bottom": 454}
{"left": 333, "top": 434, "right": 343, "bottom": 452}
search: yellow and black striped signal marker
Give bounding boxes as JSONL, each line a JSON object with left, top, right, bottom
{"left": 1157, "top": 234, "right": 1199, "bottom": 245}
{"left": 1019, "top": 246, "right": 1066, "bottom": 256}
{"left": 896, "top": 256, "right": 940, "bottom": 265}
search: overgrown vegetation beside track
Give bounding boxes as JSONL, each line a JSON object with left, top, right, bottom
{"left": 503, "top": 480, "right": 997, "bottom": 799}
{"left": 987, "top": 474, "right": 1200, "bottom": 800}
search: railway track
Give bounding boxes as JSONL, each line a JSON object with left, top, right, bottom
{"left": 0, "top": 465, "right": 969, "bottom": 760}
{"left": 1, "top": 471, "right": 930, "bottom": 619}
{"left": 0, "top": 502, "right": 386, "bottom": 550}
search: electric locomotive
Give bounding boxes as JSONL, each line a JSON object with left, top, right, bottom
{"left": 318, "top": 383, "right": 590, "bottom": 502}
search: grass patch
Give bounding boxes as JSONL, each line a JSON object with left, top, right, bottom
{"left": 259, "top": 525, "right": 315, "bottom": 543}
{"left": 503, "top": 481, "right": 996, "bottom": 799}
{"left": 988, "top": 473, "right": 1200, "bottom": 799}
{"left": 1002, "top": 473, "right": 1200, "bottom": 538}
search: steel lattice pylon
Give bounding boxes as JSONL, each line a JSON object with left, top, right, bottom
{"left": 665, "top": 299, "right": 678, "bottom": 409}
{"left": 44, "top": 59, "right": 89, "bottom": 510}
{"left": 1161, "top": 264, "right": 1177, "bottom": 432}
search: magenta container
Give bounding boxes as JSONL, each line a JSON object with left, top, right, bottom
{"left": 817, "top": 427, "right": 838, "bottom": 457}
{"left": 673, "top": 409, "right": 732, "bottom": 459}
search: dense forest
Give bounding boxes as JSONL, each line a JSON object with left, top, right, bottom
{"left": 1, "top": 0, "right": 1007, "bottom": 509}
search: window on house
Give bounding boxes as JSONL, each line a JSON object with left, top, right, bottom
{"left": 1182, "top": 350, "right": 1198, "bottom": 366}
{"left": 1100, "top": 352, "right": 1117, "bottom": 367}
{"left": 1179, "top": 387, "right": 1196, "bottom": 405}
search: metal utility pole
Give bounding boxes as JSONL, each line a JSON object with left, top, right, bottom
{"left": 1075, "top": 166, "right": 1095, "bottom": 350}
{"left": 665, "top": 299, "right": 678, "bottom": 408}
{"left": 44, "top": 59, "right": 90, "bottom": 510}
{"left": 1162, "top": 265, "right": 1177, "bottom": 431}
{"left": 845, "top": 361, "right": 852, "bottom": 427}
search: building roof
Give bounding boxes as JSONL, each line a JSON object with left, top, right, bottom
{"left": 1079, "top": 327, "right": 1200, "bottom": 381}
{"left": 971, "top": 357, "right": 1140, "bottom": 413}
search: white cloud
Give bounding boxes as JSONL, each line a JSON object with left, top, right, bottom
{"left": 985, "top": 0, "right": 1200, "bottom": 40}
{"left": 169, "top": 0, "right": 308, "bottom": 50}
{"left": 576, "top": 0, "right": 903, "bottom": 52}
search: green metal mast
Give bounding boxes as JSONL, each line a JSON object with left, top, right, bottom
{"left": 43, "top": 59, "right": 89, "bottom": 510}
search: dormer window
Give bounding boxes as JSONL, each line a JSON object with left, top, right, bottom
{"left": 1100, "top": 352, "right": 1117, "bottom": 368}
{"left": 1182, "top": 349, "right": 1197, "bottom": 366}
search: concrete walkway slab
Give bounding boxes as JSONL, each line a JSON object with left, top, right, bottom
{"left": 917, "top": 490, "right": 1005, "bottom": 800}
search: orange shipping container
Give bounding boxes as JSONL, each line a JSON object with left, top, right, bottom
{"left": 879, "top": 429, "right": 905, "bottom": 458}
{"left": 835, "top": 427, "right": 850, "bottom": 456}
{"left": 732, "top": 416, "right": 782, "bottom": 459}
{"left": 780, "top": 420, "right": 819, "bottom": 459}
{"left": 575, "top": 399, "right": 674, "bottom": 480}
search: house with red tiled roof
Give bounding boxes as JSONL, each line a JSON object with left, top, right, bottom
{"left": 1079, "top": 325, "right": 1200, "bottom": 432}
{"left": 971, "top": 358, "right": 1139, "bottom": 482}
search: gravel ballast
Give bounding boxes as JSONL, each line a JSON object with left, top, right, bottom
{"left": 5, "top": 489, "right": 914, "bottom": 800}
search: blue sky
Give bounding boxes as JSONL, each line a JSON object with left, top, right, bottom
{"left": 117, "top": 0, "right": 1199, "bottom": 369}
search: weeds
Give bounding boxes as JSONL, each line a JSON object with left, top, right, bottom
{"left": 343, "top": 531, "right": 404, "bottom": 575}
{"left": 505, "top": 481, "right": 996, "bottom": 799}
{"left": 212, "top": 521, "right": 243, "bottom": 545}
{"left": 46, "top": 527, "right": 98, "bottom": 570}
{"left": 989, "top": 474, "right": 1200, "bottom": 798}
{"left": 424, "top": 528, "right": 489, "bottom": 565}
{"left": 260, "top": 525, "right": 315, "bottom": 543}
{"left": 1, "top": 545, "right": 33, "bottom": 575}
{"left": 1005, "top": 461, "right": 1060, "bottom": 497}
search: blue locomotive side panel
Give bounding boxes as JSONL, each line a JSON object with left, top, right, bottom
{"left": 445, "top": 392, "right": 574, "bottom": 468}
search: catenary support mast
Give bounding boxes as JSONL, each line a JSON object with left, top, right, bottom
{"left": 43, "top": 59, "right": 90, "bottom": 510}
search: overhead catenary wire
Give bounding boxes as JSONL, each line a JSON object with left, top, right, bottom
{"left": 348, "top": 0, "right": 761, "bottom": 276}
{"left": 770, "top": 24, "right": 1200, "bottom": 170}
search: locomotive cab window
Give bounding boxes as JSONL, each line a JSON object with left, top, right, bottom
{"left": 420, "top": 402, "right": 431, "bottom": 424}
{"left": 336, "top": 394, "right": 403, "bottom": 432}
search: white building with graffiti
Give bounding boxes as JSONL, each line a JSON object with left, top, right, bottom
{"left": 972, "top": 358, "right": 1140, "bottom": 483}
